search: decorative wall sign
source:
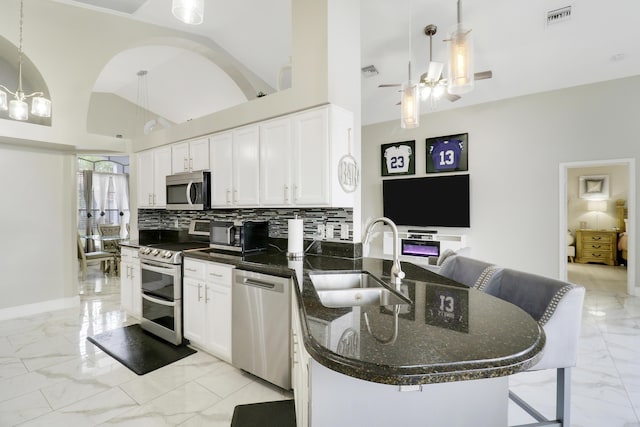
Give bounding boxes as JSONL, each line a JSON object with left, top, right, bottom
{"left": 578, "top": 175, "right": 609, "bottom": 200}
{"left": 426, "top": 133, "right": 468, "bottom": 173}
{"left": 381, "top": 140, "right": 415, "bottom": 176}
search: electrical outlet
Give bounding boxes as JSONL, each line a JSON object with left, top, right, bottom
{"left": 340, "top": 223, "right": 349, "bottom": 240}
{"left": 317, "top": 224, "right": 326, "bottom": 239}
{"left": 325, "top": 224, "right": 334, "bottom": 239}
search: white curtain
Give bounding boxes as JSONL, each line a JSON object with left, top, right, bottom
{"left": 79, "top": 172, "right": 129, "bottom": 237}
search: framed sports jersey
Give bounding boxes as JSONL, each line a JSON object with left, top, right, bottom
{"left": 381, "top": 140, "right": 415, "bottom": 176}
{"left": 426, "top": 133, "right": 468, "bottom": 173}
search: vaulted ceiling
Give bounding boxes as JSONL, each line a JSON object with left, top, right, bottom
{"left": 50, "top": 0, "right": 640, "bottom": 127}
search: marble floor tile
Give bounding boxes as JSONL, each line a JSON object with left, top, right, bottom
{"left": 0, "top": 263, "right": 638, "bottom": 426}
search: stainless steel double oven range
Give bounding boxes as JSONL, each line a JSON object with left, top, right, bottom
{"left": 137, "top": 220, "right": 210, "bottom": 345}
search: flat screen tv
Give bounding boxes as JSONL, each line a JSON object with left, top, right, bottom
{"left": 382, "top": 174, "right": 470, "bottom": 227}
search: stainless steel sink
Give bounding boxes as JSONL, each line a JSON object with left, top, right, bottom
{"left": 309, "top": 272, "right": 411, "bottom": 308}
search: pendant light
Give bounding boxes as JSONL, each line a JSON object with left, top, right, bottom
{"left": 172, "top": 0, "right": 204, "bottom": 25}
{"left": 447, "top": 0, "right": 474, "bottom": 95}
{"left": 0, "top": 0, "right": 52, "bottom": 121}
{"left": 401, "top": 0, "right": 419, "bottom": 129}
{"left": 420, "top": 24, "right": 447, "bottom": 110}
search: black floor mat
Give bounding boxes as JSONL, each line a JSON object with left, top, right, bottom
{"left": 87, "top": 324, "right": 196, "bottom": 375}
{"left": 231, "top": 400, "right": 296, "bottom": 427}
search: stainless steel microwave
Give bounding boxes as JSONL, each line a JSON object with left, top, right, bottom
{"left": 165, "top": 170, "right": 211, "bottom": 210}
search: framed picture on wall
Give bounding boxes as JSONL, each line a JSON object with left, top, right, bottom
{"left": 579, "top": 175, "right": 609, "bottom": 200}
{"left": 426, "top": 133, "right": 468, "bottom": 173}
{"left": 381, "top": 140, "right": 415, "bottom": 176}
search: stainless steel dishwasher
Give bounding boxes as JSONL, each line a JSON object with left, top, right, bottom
{"left": 232, "top": 269, "right": 291, "bottom": 390}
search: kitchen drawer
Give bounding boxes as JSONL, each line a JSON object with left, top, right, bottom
{"left": 206, "top": 262, "right": 234, "bottom": 285}
{"left": 120, "top": 247, "right": 139, "bottom": 263}
{"left": 184, "top": 259, "right": 206, "bottom": 280}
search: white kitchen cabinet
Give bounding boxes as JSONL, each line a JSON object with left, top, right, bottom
{"left": 183, "top": 258, "right": 234, "bottom": 362}
{"left": 209, "top": 125, "right": 260, "bottom": 207}
{"left": 259, "top": 116, "right": 292, "bottom": 205}
{"left": 260, "top": 105, "right": 355, "bottom": 207}
{"left": 291, "top": 290, "right": 310, "bottom": 427}
{"left": 137, "top": 146, "right": 172, "bottom": 208}
{"left": 120, "top": 246, "right": 141, "bottom": 318}
{"left": 171, "top": 137, "right": 209, "bottom": 173}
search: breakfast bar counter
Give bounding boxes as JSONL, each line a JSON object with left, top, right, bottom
{"left": 184, "top": 250, "right": 545, "bottom": 385}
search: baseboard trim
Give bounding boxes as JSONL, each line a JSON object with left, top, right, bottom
{"left": 0, "top": 296, "right": 81, "bottom": 321}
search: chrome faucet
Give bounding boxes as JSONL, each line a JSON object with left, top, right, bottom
{"left": 364, "top": 217, "right": 405, "bottom": 287}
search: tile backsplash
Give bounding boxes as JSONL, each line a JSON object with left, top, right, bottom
{"left": 138, "top": 208, "right": 353, "bottom": 241}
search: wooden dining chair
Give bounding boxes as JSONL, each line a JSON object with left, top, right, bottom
{"left": 77, "top": 233, "right": 116, "bottom": 280}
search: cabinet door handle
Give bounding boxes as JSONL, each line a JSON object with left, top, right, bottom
{"left": 226, "top": 189, "right": 231, "bottom": 204}
{"left": 205, "top": 285, "right": 210, "bottom": 303}
{"left": 592, "top": 236, "right": 601, "bottom": 240}
{"left": 184, "top": 158, "right": 188, "bottom": 171}
{"left": 284, "top": 185, "right": 289, "bottom": 202}
{"left": 189, "top": 158, "right": 193, "bottom": 171}
{"left": 209, "top": 272, "right": 223, "bottom": 278}
{"left": 293, "top": 184, "right": 298, "bottom": 202}
{"left": 197, "top": 283, "right": 202, "bottom": 301}
{"left": 152, "top": 194, "right": 156, "bottom": 205}
{"left": 148, "top": 194, "right": 152, "bottom": 205}
{"left": 592, "top": 244, "right": 601, "bottom": 249}
{"left": 233, "top": 189, "right": 238, "bottom": 203}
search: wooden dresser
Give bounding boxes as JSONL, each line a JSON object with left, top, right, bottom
{"left": 575, "top": 229, "right": 618, "bottom": 266}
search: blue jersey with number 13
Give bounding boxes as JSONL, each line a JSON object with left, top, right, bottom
{"left": 430, "top": 139, "right": 463, "bottom": 171}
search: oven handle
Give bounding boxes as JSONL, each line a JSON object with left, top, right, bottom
{"left": 142, "top": 293, "right": 175, "bottom": 307}
{"left": 140, "top": 261, "right": 179, "bottom": 275}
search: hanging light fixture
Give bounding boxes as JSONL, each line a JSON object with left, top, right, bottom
{"left": 401, "top": 0, "right": 419, "bottom": 129}
{"left": 446, "top": 0, "right": 474, "bottom": 95}
{"left": 420, "top": 24, "right": 447, "bottom": 110}
{"left": 172, "top": 0, "right": 204, "bottom": 25}
{"left": 0, "top": 0, "right": 51, "bottom": 121}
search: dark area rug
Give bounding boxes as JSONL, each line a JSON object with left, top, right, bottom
{"left": 231, "top": 400, "right": 296, "bottom": 427}
{"left": 87, "top": 324, "right": 196, "bottom": 375}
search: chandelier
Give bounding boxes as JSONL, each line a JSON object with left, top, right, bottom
{"left": 172, "top": 0, "right": 204, "bottom": 25}
{"left": 0, "top": 0, "right": 51, "bottom": 121}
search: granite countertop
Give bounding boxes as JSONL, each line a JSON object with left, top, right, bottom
{"left": 185, "top": 248, "right": 545, "bottom": 386}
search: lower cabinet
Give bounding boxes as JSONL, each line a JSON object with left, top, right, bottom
{"left": 183, "top": 259, "right": 234, "bottom": 362}
{"left": 120, "top": 247, "right": 141, "bottom": 318}
{"left": 291, "top": 290, "right": 311, "bottom": 427}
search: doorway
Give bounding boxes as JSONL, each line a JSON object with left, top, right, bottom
{"left": 559, "top": 159, "right": 636, "bottom": 295}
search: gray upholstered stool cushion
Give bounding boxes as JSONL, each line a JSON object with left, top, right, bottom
{"left": 438, "top": 255, "right": 501, "bottom": 289}
{"left": 482, "top": 268, "right": 585, "bottom": 370}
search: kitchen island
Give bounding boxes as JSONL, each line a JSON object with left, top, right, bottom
{"left": 185, "top": 249, "right": 545, "bottom": 426}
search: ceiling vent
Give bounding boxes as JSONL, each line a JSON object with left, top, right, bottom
{"left": 71, "top": 0, "right": 148, "bottom": 15}
{"left": 546, "top": 5, "right": 572, "bottom": 26}
{"left": 361, "top": 65, "right": 379, "bottom": 77}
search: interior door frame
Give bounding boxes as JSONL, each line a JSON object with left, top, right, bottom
{"left": 559, "top": 158, "right": 636, "bottom": 295}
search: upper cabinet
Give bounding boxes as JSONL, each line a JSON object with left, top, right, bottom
{"left": 137, "top": 145, "right": 172, "bottom": 208}
{"left": 135, "top": 104, "right": 355, "bottom": 211}
{"left": 260, "top": 105, "right": 355, "bottom": 207}
{"left": 210, "top": 125, "right": 260, "bottom": 207}
{"left": 171, "top": 137, "right": 210, "bottom": 173}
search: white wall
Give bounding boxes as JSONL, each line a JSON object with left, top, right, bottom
{"left": 362, "top": 75, "right": 640, "bottom": 288}
{"left": 0, "top": 145, "right": 77, "bottom": 314}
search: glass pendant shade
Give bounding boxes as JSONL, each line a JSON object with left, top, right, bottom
{"left": 172, "top": 0, "right": 204, "bottom": 25}
{"left": 31, "top": 96, "right": 51, "bottom": 117}
{"left": 447, "top": 23, "right": 474, "bottom": 95}
{"left": 9, "top": 99, "right": 28, "bottom": 120}
{"left": 0, "top": 91, "right": 7, "bottom": 111}
{"left": 400, "top": 82, "right": 420, "bottom": 129}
